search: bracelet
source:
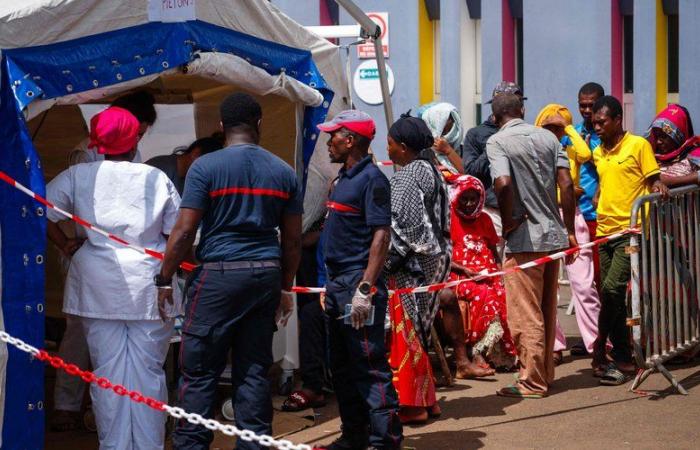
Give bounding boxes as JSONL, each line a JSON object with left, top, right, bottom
{"left": 281, "top": 289, "right": 294, "bottom": 295}
{"left": 157, "top": 286, "right": 173, "bottom": 290}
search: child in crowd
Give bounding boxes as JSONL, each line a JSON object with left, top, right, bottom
{"left": 447, "top": 175, "right": 516, "bottom": 369}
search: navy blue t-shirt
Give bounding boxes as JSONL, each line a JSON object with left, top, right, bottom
{"left": 180, "top": 144, "right": 304, "bottom": 262}
{"left": 322, "top": 156, "right": 391, "bottom": 275}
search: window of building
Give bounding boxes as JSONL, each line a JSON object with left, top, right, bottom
{"left": 515, "top": 18, "right": 524, "bottom": 90}
{"left": 667, "top": 13, "right": 679, "bottom": 94}
{"left": 623, "top": 14, "right": 634, "bottom": 93}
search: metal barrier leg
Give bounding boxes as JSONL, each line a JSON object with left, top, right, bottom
{"left": 630, "top": 367, "right": 654, "bottom": 391}
{"left": 655, "top": 361, "right": 689, "bottom": 395}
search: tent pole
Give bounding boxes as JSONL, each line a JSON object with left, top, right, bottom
{"left": 334, "top": 0, "right": 394, "bottom": 126}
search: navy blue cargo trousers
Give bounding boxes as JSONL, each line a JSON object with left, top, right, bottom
{"left": 325, "top": 269, "right": 403, "bottom": 450}
{"left": 172, "top": 262, "right": 280, "bottom": 450}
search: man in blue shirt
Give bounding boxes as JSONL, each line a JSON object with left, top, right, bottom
{"left": 157, "top": 93, "right": 303, "bottom": 450}
{"left": 574, "top": 82, "right": 604, "bottom": 292}
{"left": 317, "top": 110, "right": 402, "bottom": 450}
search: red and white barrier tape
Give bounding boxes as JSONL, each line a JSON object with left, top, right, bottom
{"left": 0, "top": 169, "right": 637, "bottom": 296}
{"left": 0, "top": 330, "right": 314, "bottom": 450}
{"left": 0, "top": 170, "right": 196, "bottom": 271}
{"left": 295, "top": 228, "right": 637, "bottom": 296}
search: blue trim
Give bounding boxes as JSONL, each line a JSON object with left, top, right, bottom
{"left": 0, "top": 20, "right": 333, "bottom": 449}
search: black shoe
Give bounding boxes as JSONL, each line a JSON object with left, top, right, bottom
{"left": 321, "top": 432, "right": 369, "bottom": 450}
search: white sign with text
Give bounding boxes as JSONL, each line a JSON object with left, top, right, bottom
{"left": 148, "top": 0, "right": 196, "bottom": 23}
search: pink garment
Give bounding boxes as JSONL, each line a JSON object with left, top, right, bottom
{"left": 554, "top": 208, "right": 601, "bottom": 353}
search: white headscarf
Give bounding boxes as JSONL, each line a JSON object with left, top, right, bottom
{"left": 420, "top": 102, "right": 463, "bottom": 174}
{"left": 421, "top": 102, "right": 463, "bottom": 149}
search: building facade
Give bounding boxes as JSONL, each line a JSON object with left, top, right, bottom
{"left": 273, "top": 0, "right": 700, "bottom": 162}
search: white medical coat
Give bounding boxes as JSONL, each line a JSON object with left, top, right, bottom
{"left": 47, "top": 161, "right": 181, "bottom": 320}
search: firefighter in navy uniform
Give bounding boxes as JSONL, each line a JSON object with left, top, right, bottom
{"left": 316, "top": 110, "right": 403, "bottom": 450}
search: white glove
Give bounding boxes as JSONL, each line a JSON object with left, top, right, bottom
{"left": 350, "top": 288, "right": 372, "bottom": 330}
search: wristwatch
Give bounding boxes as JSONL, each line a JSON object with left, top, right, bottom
{"left": 154, "top": 273, "right": 172, "bottom": 287}
{"left": 358, "top": 281, "right": 372, "bottom": 296}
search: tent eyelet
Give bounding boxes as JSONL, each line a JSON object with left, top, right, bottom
{"left": 37, "top": 304, "right": 44, "bottom": 313}
{"left": 161, "top": 61, "right": 169, "bottom": 69}
{"left": 23, "top": 254, "right": 29, "bottom": 266}
{"left": 26, "top": 90, "right": 34, "bottom": 98}
{"left": 21, "top": 206, "right": 28, "bottom": 218}
{"left": 37, "top": 401, "right": 44, "bottom": 410}
{"left": 116, "top": 73, "right": 123, "bottom": 81}
{"left": 139, "top": 68, "right": 146, "bottom": 75}
{"left": 36, "top": 254, "right": 44, "bottom": 265}
{"left": 156, "top": 49, "right": 164, "bottom": 55}
{"left": 309, "top": 82, "right": 317, "bottom": 88}
{"left": 322, "top": 101, "right": 329, "bottom": 108}
{"left": 35, "top": 207, "right": 44, "bottom": 217}
{"left": 92, "top": 80, "right": 99, "bottom": 87}
{"left": 311, "top": 133, "right": 317, "bottom": 140}
{"left": 66, "top": 84, "right": 74, "bottom": 92}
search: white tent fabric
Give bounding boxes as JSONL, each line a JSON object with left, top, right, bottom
{"left": 0, "top": 0, "right": 348, "bottom": 231}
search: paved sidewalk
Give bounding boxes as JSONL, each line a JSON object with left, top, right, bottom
{"left": 285, "top": 298, "right": 700, "bottom": 450}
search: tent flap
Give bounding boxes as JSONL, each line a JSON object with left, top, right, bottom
{"left": 186, "top": 52, "right": 324, "bottom": 107}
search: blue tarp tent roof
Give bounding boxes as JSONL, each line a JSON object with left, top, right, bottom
{"left": 0, "top": 1, "right": 348, "bottom": 447}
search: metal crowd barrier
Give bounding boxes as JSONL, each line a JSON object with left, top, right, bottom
{"left": 629, "top": 185, "right": 700, "bottom": 394}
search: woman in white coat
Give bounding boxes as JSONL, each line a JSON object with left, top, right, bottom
{"left": 46, "top": 106, "right": 181, "bottom": 449}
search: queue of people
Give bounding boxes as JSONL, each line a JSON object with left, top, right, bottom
{"left": 44, "top": 81, "right": 699, "bottom": 450}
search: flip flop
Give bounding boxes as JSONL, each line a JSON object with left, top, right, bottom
{"left": 570, "top": 342, "right": 589, "bottom": 356}
{"left": 496, "top": 385, "right": 546, "bottom": 399}
{"left": 599, "top": 363, "right": 631, "bottom": 386}
{"left": 281, "top": 390, "right": 326, "bottom": 412}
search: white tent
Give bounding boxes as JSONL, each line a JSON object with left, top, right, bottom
{"left": 0, "top": 1, "right": 348, "bottom": 447}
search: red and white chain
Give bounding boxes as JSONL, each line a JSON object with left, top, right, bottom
{"left": 0, "top": 330, "right": 313, "bottom": 450}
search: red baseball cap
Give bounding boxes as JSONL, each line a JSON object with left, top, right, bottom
{"left": 89, "top": 106, "right": 140, "bottom": 155}
{"left": 317, "top": 110, "right": 376, "bottom": 140}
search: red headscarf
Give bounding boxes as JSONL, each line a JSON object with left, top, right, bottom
{"left": 450, "top": 175, "right": 485, "bottom": 220}
{"left": 646, "top": 104, "right": 699, "bottom": 163}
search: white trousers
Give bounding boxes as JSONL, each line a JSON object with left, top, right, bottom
{"left": 82, "top": 318, "right": 173, "bottom": 450}
{"left": 54, "top": 314, "right": 90, "bottom": 411}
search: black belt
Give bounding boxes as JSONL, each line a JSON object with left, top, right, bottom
{"left": 201, "top": 260, "right": 280, "bottom": 270}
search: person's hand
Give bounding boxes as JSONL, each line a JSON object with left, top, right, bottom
{"left": 61, "top": 238, "right": 85, "bottom": 258}
{"left": 433, "top": 137, "right": 454, "bottom": 155}
{"left": 652, "top": 179, "right": 670, "bottom": 199}
{"left": 502, "top": 214, "right": 528, "bottom": 239}
{"left": 574, "top": 186, "right": 585, "bottom": 199}
{"left": 565, "top": 233, "right": 579, "bottom": 265}
{"left": 453, "top": 264, "right": 479, "bottom": 278}
{"left": 276, "top": 291, "right": 295, "bottom": 327}
{"left": 350, "top": 288, "right": 372, "bottom": 330}
{"left": 157, "top": 287, "right": 174, "bottom": 322}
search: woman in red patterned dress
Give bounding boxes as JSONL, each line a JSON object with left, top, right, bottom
{"left": 444, "top": 175, "right": 516, "bottom": 370}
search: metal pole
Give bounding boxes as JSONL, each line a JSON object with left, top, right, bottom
{"left": 334, "top": 0, "right": 395, "bottom": 126}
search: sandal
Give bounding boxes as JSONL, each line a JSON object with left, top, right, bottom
{"left": 570, "top": 342, "right": 588, "bottom": 356}
{"left": 281, "top": 390, "right": 326, "bottom": 412}
{"left": 427, "top": 403, "right": 441, "bottom": 418}
{"left": 398, "top": 406, "right": 428, "bottom": 425}
{"left": 496, "top": 385, "right": 546, "bottom": 399}
{"left": 599, "top": 363, "right": 631, "bottom": 386}
{"left": 553, "top": 351, "right": 563, "bottom": 366}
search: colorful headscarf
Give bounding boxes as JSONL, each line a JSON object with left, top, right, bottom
{"left": 420, "top": 102, "right": 464, "bottom": 149}
{"left": 646, "top": 104, "right": 698, "bottom": 162}
{"left": 450, "top": 175, "right": 485, "bottom": 220}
